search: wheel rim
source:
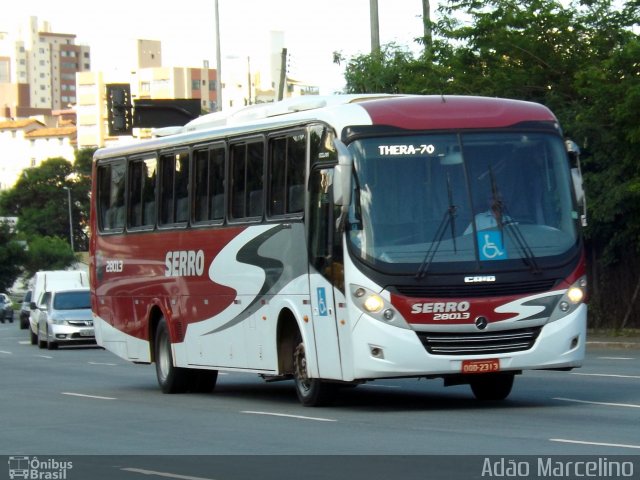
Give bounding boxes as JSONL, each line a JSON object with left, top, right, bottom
{"left": 157, "top": 330, "right": 171, "bottom": 382}
{"left": 293, "top": 342, "right": 311, "bottom": 395}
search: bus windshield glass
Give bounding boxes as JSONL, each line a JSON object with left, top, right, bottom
{"left": 347, "top": 132, "right": 578, "bottom": 273}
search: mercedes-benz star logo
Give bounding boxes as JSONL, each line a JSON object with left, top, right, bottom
{"left": 475, "top": 316, "right": 488, "bottom": 330}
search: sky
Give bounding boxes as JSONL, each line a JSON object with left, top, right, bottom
{"left": 1, "top": 0, "right": 431, "bottom": 93}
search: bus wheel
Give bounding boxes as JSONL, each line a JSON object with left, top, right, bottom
{"left": 188, "top": 369, "right": 219, "bottom": 393}
{"left": 470, "top": 373, "right": 515, "bottom": 401}
{"left": 155, "top": 318, "right": 189, "bottom": 394}
{"left": 292, "top": 338, "right": 335, "bottom": 406}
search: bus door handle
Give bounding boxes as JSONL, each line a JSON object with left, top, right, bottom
{"left": 313, "top": 307, "right": 333, "bottom": 315}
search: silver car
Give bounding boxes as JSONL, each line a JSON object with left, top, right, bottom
{"left": 36, "top": 288, "right": 94, "bottom": 350}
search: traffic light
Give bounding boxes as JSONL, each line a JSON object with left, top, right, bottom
{"left": 106, "top": 84, "right": 133, "bottom": 136}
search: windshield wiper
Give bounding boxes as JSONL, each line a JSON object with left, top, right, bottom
{"left": 350, "top": 166, "right": 363, "bottom": 230}
{"left": 416, "top": 174, "right": 458, "bottom": 279}
{"left": 488, "top": 168, "right": 541, "bottom": 273}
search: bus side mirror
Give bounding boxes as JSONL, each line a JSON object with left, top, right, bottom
{"left": 333, "top": 139, "right": 352, "bottom": 207}
{"left": 565, "top": 139, "right": 587, "bottom": 226}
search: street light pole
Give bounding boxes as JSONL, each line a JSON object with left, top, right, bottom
{"left": 215, "top": 0, "right": 223, "bottom": 111}
{"left": 63, "top": 187, "right": 74, "bottom": 252}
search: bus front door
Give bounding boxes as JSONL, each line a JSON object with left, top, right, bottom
{"left": 308, "top": 167, "right": 343, "bottom": 381}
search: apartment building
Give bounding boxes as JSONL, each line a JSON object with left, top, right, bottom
{"left": 0, "top": 16, "right": 90, "bottom": 118}
{"left": 2, "top": 19, "right": 319, "bottom": 163}
{"left": 0, "top": 118, "right": 76, "bottom": 190}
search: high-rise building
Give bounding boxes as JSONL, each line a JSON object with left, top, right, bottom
{"left": 0, "top": 16, "right": 91, "bottom": 118}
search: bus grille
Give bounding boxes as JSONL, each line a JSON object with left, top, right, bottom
{"left": 393, "top": 279, "right": 558, "bottom": 298}
{"left": 417, "top": 327, "right": 541, "bottom": 356}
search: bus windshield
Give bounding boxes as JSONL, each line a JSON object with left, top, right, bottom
{"left": 347, "top": 132, "right": 579, "bottom": 273}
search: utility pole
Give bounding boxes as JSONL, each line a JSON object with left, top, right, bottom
{"left": 422, "top": 0, "right": 432, "bottom": 55}
{"left": 215, "top": 0, "right": 223, "bottom": 111}
{"left": 370, "top": 0, "right": 380, "bottom": 54}
{"left": 63, "top": 187, "right": 74, "bottom": 252}
{"left": 247, "top": 56, "right": 252, "bottom": 105}
{"left": 278, "top": 47, "right": 287, "bottom": 101}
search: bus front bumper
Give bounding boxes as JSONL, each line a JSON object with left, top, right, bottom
{"left": 349, "top": 304, "right": 587, "bottom": 381}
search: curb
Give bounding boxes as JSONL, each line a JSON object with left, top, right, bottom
{"left": 586, "top": 340, "right": 640, "bottom": 349}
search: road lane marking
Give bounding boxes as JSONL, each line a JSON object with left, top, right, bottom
{"left": 570, "top": 372, "right": 640, "bottom": 379}
{"left": 18, "top": 341, "right": 31, "bottom": 345}
{"left": 550, "top": 438, "right": 640, "bottom": 450}
{"left": 36, "top": 355, "right": 53, "bottom": 359}
{"left": 121, "top": 468, "right": 216, "bottom": 480}
{"left": 0, "top": 350, "right": 12, "bottom": 354}
{"left": 597, "top": 356, "right": 635, "bottom": 360}
{"left": 554, "top": 397, "right": 640, "bottom": 408}
{"left": 88, "top": 361, "right": 118, "bottom": 366}
{"left": 242, "top": 410, "right": 336, "bottom": 422}
{"left": 62, "top": 392, "right": 116, "bottom": 400}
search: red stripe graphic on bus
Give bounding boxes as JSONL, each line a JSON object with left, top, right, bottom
{"left": 391, "top": 291, "right": 563, "bottom": 325}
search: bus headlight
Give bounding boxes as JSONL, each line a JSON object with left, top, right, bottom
{"left": 363, "top": 294, "right": 384, "bottom": 313}
{"left": 548, "top": 276, "right": 587, "bottom": 323}
{"left": 350, "top": 284, "right": 408, "bottom": 329}
{"left": 566, "top": 286, "right": 584, "bottom": 304}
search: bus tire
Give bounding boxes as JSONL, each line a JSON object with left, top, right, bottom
{"left": 292, "top": 337, "right": 335, "bottom": 406}
{"left": 188, "top": 369, "right": 219, "bottom": 393}
{"left": 470, "top": 373, "right": 514, "bottom": 401}
{"left": 155, "top": 317, "right": 190, "bottom": 394}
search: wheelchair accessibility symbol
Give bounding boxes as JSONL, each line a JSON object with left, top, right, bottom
{"left": 478, "top": 231, "right": 507, "bottom": 261}
{"left": 317, "top": 287, "right": 328, "bottom": 316}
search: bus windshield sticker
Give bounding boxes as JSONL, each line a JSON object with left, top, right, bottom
{"left": 478, "top": 231, "right": 507, "bottom": 261}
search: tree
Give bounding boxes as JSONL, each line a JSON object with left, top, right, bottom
{"left": 0, "top": 156, "right": 91, "bottom": 251}
{"left": 0, "top": 222, "right": 28, "bottom": 292}
{"left": 74, "top": 147, "right": 96, "bottom": 177}
{"left": 21, "top": 236, "right": 77, "bottom": 280}
{"left": 343, "top": 44, "right": 420, "bottom": 94}
{"left": 71, "top": 148, "right": 96, "bottom": 251}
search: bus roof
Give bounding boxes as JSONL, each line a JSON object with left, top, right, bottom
{"left": 93, "top": 94, "right": 558, "bottom": 160}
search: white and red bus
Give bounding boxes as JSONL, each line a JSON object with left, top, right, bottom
{"left": 89, "top": 94, "right": 587, "bottom": 406}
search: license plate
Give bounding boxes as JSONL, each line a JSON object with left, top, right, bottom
{"left": 461, "top": 358, "right": 500, "bottom": 374}
{"left": 79, "top": 328, "right": 95, "bottom": 337}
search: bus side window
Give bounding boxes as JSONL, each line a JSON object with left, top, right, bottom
{"left": 128, "top": 161, "right": 142, "bottom": 228}
{"left": 230, "top": 144, "right": 246, "bottom": 219}
{"left": 159, "top": 151, "right": 189, "bottom": 225}
{"left": 97, "top": 160, "right": 125, "bottom": 232}
{"left": 175, "top": 153, "right": 189, "bottom": 223}
{"left": 268, "top": 131, "right": 306, "bottom": 217}
{"left": 230, "top": 140, "right": 264, "bottom": 220}
{"left": 193, "top": 146, "right": 225, "bottom": 223}
{"left": 209, "top": 147, "right": 225, "bottom": 221}
{"left": 193, "top": 148, "right": 209, "bottom": 223}
{"left": 141, "top": 158, "right": 157, "bottom": 226}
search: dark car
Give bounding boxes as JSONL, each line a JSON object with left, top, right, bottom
{"left": 20, "top": 290, "right": 32, "bottom": 329}
{"left": 0, "top": 293, "right": 14, "bottom": 323}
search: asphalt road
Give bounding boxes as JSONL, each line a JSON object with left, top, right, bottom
{"left": 1, "top": 321, "right": 638, "bottom": 479}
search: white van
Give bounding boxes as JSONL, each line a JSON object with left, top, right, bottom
{"left": 29, "top": 270, "right": 89, "bottom": 345}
